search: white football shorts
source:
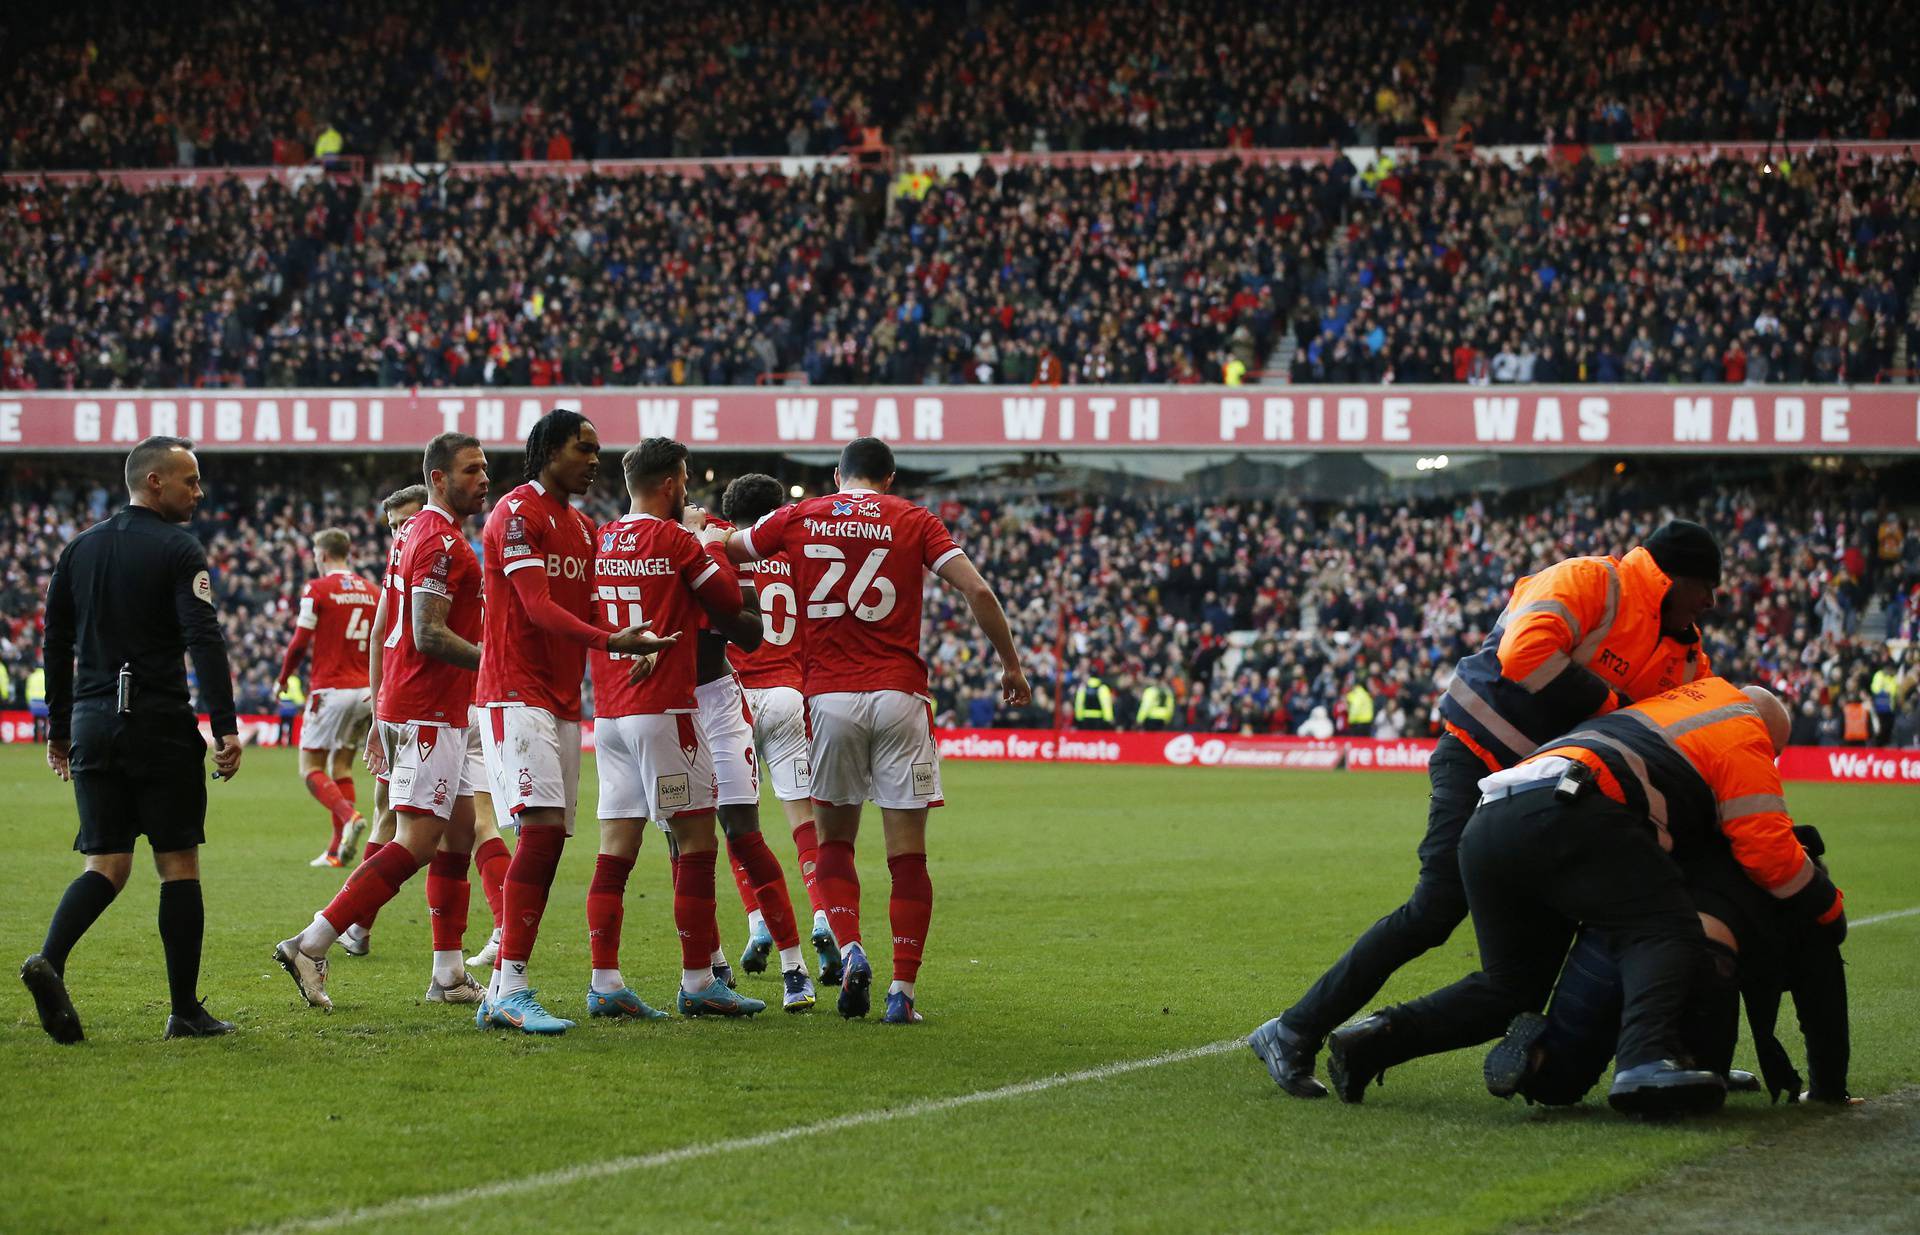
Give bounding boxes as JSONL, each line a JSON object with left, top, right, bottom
{"left": 805, "top": 690, "right": 943, "bottom": 810}
{"left": 478, "top": 704, "right": 581, "bottom": 835}
{"left": 695, "top": 674, "right": 761, "bottom": 807}
{"left": 744, "top": 684, "right": 811, "bottom": 801}
{"left": 300, "top": 686, "right": 373, "bottom": 752}
{"left": 594, "top": 711, "right": 718, "bottom": 828}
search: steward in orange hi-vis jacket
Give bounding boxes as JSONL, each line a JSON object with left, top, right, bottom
{"left": 1250, "top": 520, "right": 1722, "bottom": 1101}
{"left": 1318, "top": 680, "right": 1845, "bottom": 1119}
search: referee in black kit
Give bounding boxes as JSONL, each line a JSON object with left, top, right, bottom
{"left": 19, "top": 436, "right": 244, "bottom": 1043}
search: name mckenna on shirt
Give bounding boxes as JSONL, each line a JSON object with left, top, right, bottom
{"left": 802, "top": 519, "right": 895, "bottom": 540}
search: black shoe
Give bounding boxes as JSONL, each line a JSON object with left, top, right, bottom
{"left": 20, "top": 954, "right": 84, "bottom": 1045}
{"left": 711, "top": 961, "right": 736, "bottom": 990}
{"left": 1607, "top": 1061, "right": 1726, "bottom": 1117}
{"left": 1326, "top": 1013, "right": 1398, "bottom": 1104}
{"left": 1484, "top": 1011, "right": 1550, "bottom": 1100}
{"left": 164, "top": 1000, "right": 237, "bottom": 1039}
{"left": 1725, "top": 1068, "right": 1762, "bottom": 1093}
{"left": 1248, "top": 1017, "right": 1328, "bottom": 1099}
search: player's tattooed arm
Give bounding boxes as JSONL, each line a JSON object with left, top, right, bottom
{"left": 411, "top": 590, "right": 481, "bottom": 669}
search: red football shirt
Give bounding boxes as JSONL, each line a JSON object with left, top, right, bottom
{"left": 713, "top": 513, "right": 803, "bottom": 691}
{"left": 743, "top": 488, "right": 963, "bottom": 697}
{"left": 477, "top": 480, "right": 599, "bottom": 721}
{"left": 378, "top": 503, "right": 483, "bottom": 725}
{"left": 589, "top": 513, "right": 737, "bottom": 717}
{"left": 295, "top": 570, "right": 378, "bottom": 689}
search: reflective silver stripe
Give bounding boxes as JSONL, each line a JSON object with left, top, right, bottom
{"left": 1446, "top": 675, "right": 1536, "bottom": 758}
{"left": 1774, "top": 855, "right": 1816, "bottom": 898}
{"left": 1562, "top": 728, "right": 1670, "bottom": 837}
{"left": 1681, "top": 653, "right": 1702, "bottom": 684}
{"left": 1512, "top": 598, "right": 1584, "bottom": 645}
{"left": 1664, "top": 701, "right": 1759, "bottom": 739}
{"left": 1716, "top": 793, "right": 1789, "bottom": 823}
{"left": 1519, "top": 649, "right": 1573, "bottom": 693}
{"left": 1570, "top": 560, "right": 1621, "bottom": 667}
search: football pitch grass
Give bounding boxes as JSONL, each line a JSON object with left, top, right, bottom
{"left": 2, "top": 747, "right": 1915, "bottom": 1234}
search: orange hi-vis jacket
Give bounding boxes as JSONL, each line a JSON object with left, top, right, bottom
{"left": 1441, "top": 546, "right": 1710, "bottom": 771}
{"left": 1528, "top": 676, "right": 1844, "bottom": 926}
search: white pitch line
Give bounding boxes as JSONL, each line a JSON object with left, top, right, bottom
{"left": 1853, "top": 905, "right": 1920, "bottom": 927}
{"left": 242, "top": 904, "right": 1920, "bottom": 1235}
{"left": 239, "top": 1036, "right": 1245, "bottom": 1235}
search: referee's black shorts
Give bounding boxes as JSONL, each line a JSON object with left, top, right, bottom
{"left": 69, "top": 710, "right": 208, "bottom": 855}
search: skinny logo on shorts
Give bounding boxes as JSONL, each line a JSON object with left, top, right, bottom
{"left": 657, "top": 773, "right": 691, "bottom": 811}
{"left": 911, "top": 762, "right": 936, "bottom": 797}
{"left": 793, "top": 758, "right": 812, "bottom": 787}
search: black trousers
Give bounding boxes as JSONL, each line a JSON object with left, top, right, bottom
{"left": 1388, "top": 789, "right": 1705, "bottom": 1070}
{"left": 1281, "top": 731, "right": 1484, "bottom": 1040}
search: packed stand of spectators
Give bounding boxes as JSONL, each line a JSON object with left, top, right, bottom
{"left": 894, "top": 1, "right": 1454, "bottom": 154}
{"left": 1289, "top": 149, "right": 1920, "bottom": 386}
{"left": 11, "top": 147, "right": 1919, "bottom": 392}
{"left": 1, "top": 160, "right": 1289, "bottom": 390}
{"left": 917, "top": 477, "right": 1920, "bottom": 747}
{"left": 3, "top": 466, "right": 1916, "bottom": 745}
{"left": 11, "top": 1, "right": 1916, "bottom": 176}
{"left": 1463, "top": 1, "right": 1920, "bottom": 146}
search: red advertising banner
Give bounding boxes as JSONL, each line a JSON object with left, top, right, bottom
{"left": 3, "top": 714, "right": 1911, "bottom": 784}
{"left": 2, "top": 386, "right": 1916, "bottom": 453}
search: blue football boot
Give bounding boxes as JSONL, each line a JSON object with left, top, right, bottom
{"left": 588, "top": 987, "right": 669, "bottom": 1020}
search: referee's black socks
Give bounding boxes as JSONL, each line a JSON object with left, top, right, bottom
{"left": 158, "top": 879, "right": 205, "bottom": 1018}
{"left": 42, "top": 870, "right": 118, "bottom": 977}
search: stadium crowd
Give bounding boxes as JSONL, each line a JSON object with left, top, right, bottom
{"left": 4, "top": 468, "right": 1916, "bottom": 748}
{"left": 6, "top": 1, "right": 1915, "bottom": 174}
{"left": 5, "top": 147, "right": 1918, "bottom": 392}
{"left": 1462, "top": 1, "right": 1920, "bottom": 146}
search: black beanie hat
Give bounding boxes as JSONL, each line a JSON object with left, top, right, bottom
{"left": 1643, "top": 519, "right": 1721, "bottom": 586}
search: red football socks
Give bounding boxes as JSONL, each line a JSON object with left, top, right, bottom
{"left": 587, "top": 853, "right": 635, "bottom": 971}
{"left": 334, "top": 776, "right": 356, "bottom": 808}
{"left": 319, "top": 842, "right": 419, "bottom": 933}
{"left": 673, "top": 850, "right": 718, "bottom": 971}
{"left": 425, "top": 850, "right": 471, "bottom": 952}
{"left": 792, "top": 820, "right": 826, "bottom": 916}
{"left": 729, "top": 831, "right": 799, "bottom": 950}
{"left": 474, "top": 835, "right": 511, "bottom": 927}
{"left": 303, "top": 769, "right": 356, "bottom": 852}
{"left": 816, "top": 839, "right": 861, "bottom": 949}
{"left": 499, "top": 824, "right": 566, "bottom": 965}
{"left": 353, "top": 840, "right": 386, "bottom": 929}
{"left": 727, "top": 850, "right": 760, "bottom": 915}
{"left": 887, "top": 852, "right": 933, "bottom": 983}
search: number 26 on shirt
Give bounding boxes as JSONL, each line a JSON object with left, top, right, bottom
{"left": 805, "top": 545, "right": 895, "bottom": 621}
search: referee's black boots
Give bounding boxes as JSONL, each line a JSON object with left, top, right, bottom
{"left": 164, "top": 1000, "right": 237, "bottom": 1039}
{"left": 1326, "top": 1011, "right": 1410, "bottom": 1103}
{"left": 1248, "top": 1017, "right": 1329, "bottom": 1099}
{"left": 1607, "top": 1060, "right": 1726, "bottom": 1117}
{"left": 20, "top": 954, "right": 84, "bottom": 1045}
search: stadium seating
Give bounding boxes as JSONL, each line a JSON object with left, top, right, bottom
{"left": 5, "top": 148, "right": 1916, "bottom": 392}
{"left": 3, "top": 472, "right": 1915, "bottom": 745}
{"left": 6, "top": 1, "right": 1915, "bottom": 174}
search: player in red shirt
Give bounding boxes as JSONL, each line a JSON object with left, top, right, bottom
{"left": 275, "top": 433, "right": 493, "bottom": 1011}
{"left": 723, "top": 437, "right": 1029, "bottom": 1022}
{"left": 586, "top": 438, "right": 769, "bottom": 1019}
{"left": 680, "top": 503, "right": 815, "bottom": 1009}
{"left": 473, "top": 411, "right": 672, "bottom": 1035}
{"left": 276, "top": 527, "right": 376, "bottom": 867}
{"left": 713, "top": 473, "right": 842, "bottom": 987}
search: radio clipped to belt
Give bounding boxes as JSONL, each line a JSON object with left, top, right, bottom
{"left": 116, "top": 662, "right": 134, "bottom": 715}
{"left": 1554, "top": 758, "right": 1593, "bottom": 803}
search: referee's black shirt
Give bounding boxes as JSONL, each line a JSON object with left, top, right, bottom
{"left": 42, "top": 505, "right": 237, "bottom": 745}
